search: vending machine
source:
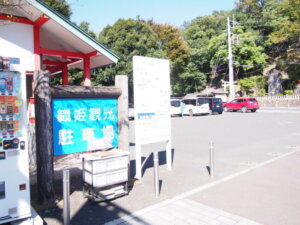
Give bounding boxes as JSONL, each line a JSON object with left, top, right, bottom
{"left": 0, "top": 57, "right": 31, "bottom": 223}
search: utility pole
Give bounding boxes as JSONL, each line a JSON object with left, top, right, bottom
{"left": 227, "top": 17, "right": 235, "bottom": 100}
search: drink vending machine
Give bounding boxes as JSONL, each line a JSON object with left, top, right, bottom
{"left": 0, "top": 57, "right": 31, "bottom": 223}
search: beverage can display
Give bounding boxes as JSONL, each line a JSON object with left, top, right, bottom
{"left": 6, "top": 77, "right": 13, "bottom": 91}
{"left": 7, "top": 122, "right": 14, "bottom": 133}
{"left": 0, "top": 78, "right": 6, "bottom": 90}
{"left": 0, "top": 103, "right": 6, "bottom": 115}
{"left": 6, "top": 103, "right": 13, "bottom": 115}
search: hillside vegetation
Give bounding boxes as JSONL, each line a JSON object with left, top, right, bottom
{"left": 45, "top": 0, "right": 300, "bottom": 96}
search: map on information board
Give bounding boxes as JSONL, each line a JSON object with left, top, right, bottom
{"left": 133, "top": 56, "right": 171, "bottom": 144}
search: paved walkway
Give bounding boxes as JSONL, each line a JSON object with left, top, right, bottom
{"left": 106, "top": 199, "right": 261, "bottom": 225}
{"left": 105, "top": 150, "right": 300, "bottom": 225}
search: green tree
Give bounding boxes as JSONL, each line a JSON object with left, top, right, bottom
{"left": 146, "top": 21, "right": 190, "bottom": 87}
{"left": 79, "top": 21, "right": 97, "bottom": 39}
{"left": 182, "top": 9, "right": 268, "bottom": 91}
{"left": 231, "top": 28, "right": 268, "bottom": 73}
{"left": 235, "top": 0, "right": 267, "bottom": 32}
{"left": 183, "top": 11, "right": 230, "bottom": 74}
{"left": 238, "top": 75, "right": 267, "bottom": 96}
{"left": 266, "top": 0, "right": 300, "bottom": 44}
{"left": 174, "top": 62, "right": 206, "bottom": 94}
{"left": 96, "top": 19, "right": 166, "bottom": 89}
{"left": 42, "top": 0, "right": 72, "bottom": 19}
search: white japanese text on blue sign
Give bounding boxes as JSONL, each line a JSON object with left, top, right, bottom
{"left": 52, "top": 99, "right": 118, "bottom": 156}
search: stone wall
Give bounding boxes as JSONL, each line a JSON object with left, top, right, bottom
{"left": 255, "top": 95, "right": 300, "bottom": 108}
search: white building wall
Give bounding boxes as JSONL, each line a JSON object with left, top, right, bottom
{"left": 0, "top": 22, "right": 34, "bottom": 71}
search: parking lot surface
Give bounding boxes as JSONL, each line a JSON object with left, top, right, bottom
{"left": 40, "top": 109, "right": 300, "bottom": 225}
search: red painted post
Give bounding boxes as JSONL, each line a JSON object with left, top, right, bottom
{"left": 33, "top": 26, "right": 41, "bottom": 70}
{"left": 84, "top": 56, "right": 91, "bottom": 86}
{"left": 62, "top": 64, "right": 68, "bottom": 85}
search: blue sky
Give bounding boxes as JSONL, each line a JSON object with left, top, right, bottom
{"left": 66, "top": 0, "right": 236, "bottom": 34}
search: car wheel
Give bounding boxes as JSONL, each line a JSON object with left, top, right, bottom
{"left": 189, "top": 109, "right": 194, "bottom": 116}
{"left": 224, "top": 106, "right": 228, "bottom": 112}
{"left": 218, "top": 111, "right": 223, "bottom": 115}
{"left": 251, "top": 109, "right": 256, "bottom": 112}
{"left": 241, "top": 106, "right": 247, "bottom": 113}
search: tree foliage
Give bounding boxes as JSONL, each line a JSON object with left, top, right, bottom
{"left": 79, "top": 21, "right": 97, "bottom": 39}
{"left": 42, "top": 0, "right": 72, "bottom": 19}
{"left": 183, "top": 11, "right": 230, "bottom": 74}
{"left": 182, "top": 9, "right": 268, "bottom": 93}
{"left": 238, "top": 75, "right": 267, "bottom": 96}
{"left": 96, "top": 19, "right": 166, "bottom": 89}
{"left": 235, "top": 0, "right": 300, "bottom": 90}
{"left": 146, "top": 21, "right": 190, "bottom": 83}
{"left": 47, "top": 0, "right": 299, "bottom": 95}
{"left": 174, "top": 62, "right": 206, "bottom": 94}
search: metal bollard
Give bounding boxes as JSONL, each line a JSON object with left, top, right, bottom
{"left": 209, "top": 141, "right": 214, "bottom": 177}
{"left": 63, "top": 170, "right": 70, "bottom": 225}
{"left": 153, "top": 152, "right": 159, "bottom": 198}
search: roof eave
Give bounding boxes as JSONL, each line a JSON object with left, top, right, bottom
{"left": 26, "top": 0, "right": 119, "bottom": 63}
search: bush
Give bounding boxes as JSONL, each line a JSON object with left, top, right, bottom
{"left": 284, "top": 90, "right": 294, "bottom": 95}
{"left": 258, "top": 89, "right": 267, "bottom": 96}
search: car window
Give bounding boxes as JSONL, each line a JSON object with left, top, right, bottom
{"left": 183, "top": 99, "right": 196, "bottom": 106}
{"left": 212, "top": 98, "right": 222, "bottom": 103}
{"left": 197, "top": 98, "right": 209, "bottom": 105}
{"left": 171, "top": 100, "right": 180, "bottom": 107}
{"left": 231, "top": 99, "right": 238, "bottom": 103}
{"left": 249, "top": 98, "right": 257, "bottom": 102}
{"left": 237, "top": 99, "right": 245, "bottom": 103}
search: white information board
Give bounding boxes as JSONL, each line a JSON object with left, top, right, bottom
{"left": 133, "top": 56, "right": 172, "bottom": 179}
{"left": 133, "top": 56, "right": 171, "bottom": 144}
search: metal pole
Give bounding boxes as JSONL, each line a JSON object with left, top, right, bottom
{"left": 227, "top": 17, "right": 235, "bottom": 100}
{"left": 63, "top": 170, "right": 70, "bottom": 225}
{"left": 209, "top": 141, "right": 214, "bottom": 177}
{"left": 153, "top": 152, "right": 159, "bottom": 198}
{"left": 166, "top": 140, "right": 172, "bottom": 171}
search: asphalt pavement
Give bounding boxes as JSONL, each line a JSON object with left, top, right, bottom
{"left": 105, "top": 150, "right": 300, "bottom": 225}
{"left": 38, "top": 108, "right": 300, "bottom": 225}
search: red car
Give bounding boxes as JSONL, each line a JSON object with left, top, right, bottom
{"left": 223, "top": 98, "right": 260, "bottom": 113}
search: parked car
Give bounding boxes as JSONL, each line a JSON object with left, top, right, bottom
{"left": 208, "top": 98, "right": 223, "bottom": 114}
{"left": 170, "top": 99, "right": 182, "bottom": 117}
{"left": 223, "top": 98, "right": 259, "bottom": 113}
{"left": 182, "top": 96, "right": 210, "bottom": 116}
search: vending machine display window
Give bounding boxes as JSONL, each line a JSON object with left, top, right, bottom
{"left": 0, "top": 71, "right": 22, "bottom": 140}
{"left": 0, "top": 61, "right": 31, "bottom": 223}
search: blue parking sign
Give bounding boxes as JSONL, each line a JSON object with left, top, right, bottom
{"left": 52, "top": 98, "right": 118, "bottom": 156}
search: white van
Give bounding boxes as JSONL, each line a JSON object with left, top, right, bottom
{"left": 170, "top": 99, "right": 182, "bottom": 116}
{"left": 181, "top": 95, "right": 210, "bottom": 116}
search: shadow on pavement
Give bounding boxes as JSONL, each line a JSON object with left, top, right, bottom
{"left": 31, "top": 167, "right": 152, "bottom": 225}
{"left": 30, "top": 147, "right": 176, "bottom": 224}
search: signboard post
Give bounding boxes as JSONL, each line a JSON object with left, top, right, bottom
{"left": 133, "top": 56, "right": 172, "bottom": 180}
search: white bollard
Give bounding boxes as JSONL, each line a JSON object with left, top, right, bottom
{"left": 63, "top": 170, "right": 70, "bottom": 225}
{"left": 153, "top": 152, "right": 159, "bottom": 198}
{"left": 209, "top": 141, "right": 214, "bottom": 177}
